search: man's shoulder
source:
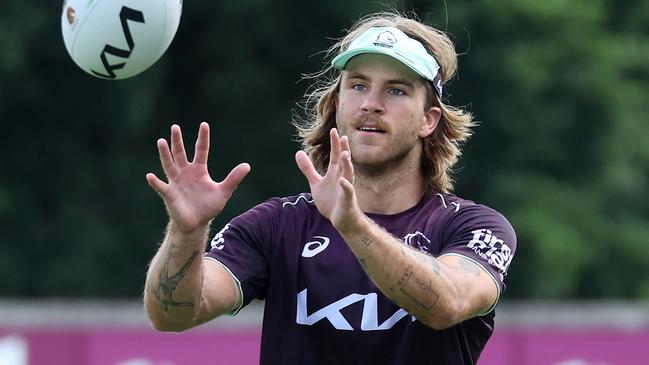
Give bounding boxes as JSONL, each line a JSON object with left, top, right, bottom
{"left": 275, "top": 193, "right": 315, "bottom": 209}
{"left": 225, "top": 193, "right": 318, "bottom": 240}
{"left": 435, "top": 193, "right": 515, "bottom": 238}
{"left": 241, "top": 193, "right": 316, "bottom": 220}
{"left": 436, "top": 193, "right": 505, "bottom": 217}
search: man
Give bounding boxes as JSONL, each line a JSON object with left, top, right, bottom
{"left": 144, "top": 12, "right": 516, "bottom": 365}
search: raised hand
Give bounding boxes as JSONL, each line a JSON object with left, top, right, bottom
{"left": 146, "top": 122, "right": 250, "bottom": 235}
{"left": 295, "top": 128, "right": 362, "bottom": 233}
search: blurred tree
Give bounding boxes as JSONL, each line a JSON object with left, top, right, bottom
{"left": 443, "top": 0, "right": 649, "bottom": 299}
{"left": 0, "top": 0, "right": 646, "bottom": 300}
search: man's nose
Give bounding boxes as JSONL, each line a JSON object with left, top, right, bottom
{"left": 361, "top": 89, "right": 385, "bottom": 114}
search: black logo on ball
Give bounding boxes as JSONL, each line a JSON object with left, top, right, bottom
{"left": 91, "top": 6, "right": 145, "bottom": 79}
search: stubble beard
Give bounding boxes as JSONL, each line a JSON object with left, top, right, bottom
{"left": 352, "top": 142, "right": 421, "bottom": 180}
{"left": 337, "top": 113, "right": 422, "bottom": 181}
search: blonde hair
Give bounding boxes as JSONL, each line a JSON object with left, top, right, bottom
{"left": 294, "top": 11, "right": 475, "bottom": 194}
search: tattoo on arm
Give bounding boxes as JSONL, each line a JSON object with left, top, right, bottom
{"left": 360, "top": 235, "right": 373, "bottom": 247}
{"left": 415, "top": 277, "right": 435, "bottom": 294}
{"left": 154, "top": 243, "right": 199, "bottom": 312}
{"left": 459, "top": 258, "right": 481, "bottom": 277}
{"left": 390, "top": 264, "right": 439, "bottom": 310}
{"left": 389, "top": 264, "right": 412, "bottom": 292}
{"left": 414, "top": 252, "right": 441, "bottom": 276}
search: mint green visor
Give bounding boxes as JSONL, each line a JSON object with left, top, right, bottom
{"left": 332, "top": 26, "right": 443, "bottom": 95}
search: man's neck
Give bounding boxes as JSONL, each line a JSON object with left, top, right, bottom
{"left": 353, "top": 163, "right": 426, "bottom": 215}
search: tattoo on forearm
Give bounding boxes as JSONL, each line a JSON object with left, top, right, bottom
{"left": 388, "top": 264, "right": 413, "bottom": 292}
{"left": 361, "top": 235, "right": 373, "bottom": 247}
{"left": 415, "top": 277, "right": 435, "bottom": 293}
{"left": 459, "top": 258, "right": 480, "bottom": 277}
{"left": 396, "top": 265, "right": 413, "bottom": 287}
{"left": 414, "top": 252, "right": 441, "bottom": 276}
{"left": 154, "top": 244, "right": 199, "bottom": 311}
{"left": 390, "top": 264, "right": 439, "bottom": 310}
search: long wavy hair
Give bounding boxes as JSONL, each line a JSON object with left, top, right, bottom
{"left": 294, "top": 12, "right": 475, "bottom": 194}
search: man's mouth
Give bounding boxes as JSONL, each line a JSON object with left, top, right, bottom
{"left": 358, "top": 126, "right": 385, "bottom": 133}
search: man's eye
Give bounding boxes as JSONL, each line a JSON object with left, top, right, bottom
{"left": 389, "top": 88, "right": 406, "bottom": 95}
{"left": 352, "top": 83, "right": 366, "bottom": 91}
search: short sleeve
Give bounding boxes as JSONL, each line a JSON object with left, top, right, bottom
{"left": 204, "top": 198, "right": 282, "bottom": 313}
{"left": 439, "top": 204, "right": 516, "bottom": 297}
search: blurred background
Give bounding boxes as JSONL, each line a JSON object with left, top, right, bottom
{"left": 1, "top": 0, "right": 648, "bottom": 364}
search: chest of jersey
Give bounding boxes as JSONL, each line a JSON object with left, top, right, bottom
{"left": 270, "top": 209, "right": 443, "bottom": 332}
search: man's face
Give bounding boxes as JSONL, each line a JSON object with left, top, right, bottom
{"left": 335, "top": 54, "right": 439, "bottom": 171}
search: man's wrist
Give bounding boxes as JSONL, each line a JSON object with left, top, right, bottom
{"left": 335, "top": 212, "right": 371, "bottom": 240}
{"left": 167, "top": 220, "right": 211, "bottom": 245}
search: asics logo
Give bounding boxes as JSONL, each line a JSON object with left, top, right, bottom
{"left": 301, "top": 236, "right": 330, "bottom": 258}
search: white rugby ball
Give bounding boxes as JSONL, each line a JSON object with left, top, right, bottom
{"left": 61, "top": 0, "right": 182, "bottom": 80}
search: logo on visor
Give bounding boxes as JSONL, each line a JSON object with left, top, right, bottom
{"left": 374, "top": 31, "right": 397, "bottom": 48}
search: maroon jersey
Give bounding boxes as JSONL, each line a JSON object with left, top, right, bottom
{"left": 206, "top": 193, "right": 516, "bottom": 365}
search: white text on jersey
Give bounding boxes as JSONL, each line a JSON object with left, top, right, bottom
{"left": 467, "top": 228, "right": 513, "bottom": 279}
{"left": 296, "top": 289, "right": 413, "bottom": 331}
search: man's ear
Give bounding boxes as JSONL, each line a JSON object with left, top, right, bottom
{"left": 420, "top": 106, "right": 441, "bottom": 138}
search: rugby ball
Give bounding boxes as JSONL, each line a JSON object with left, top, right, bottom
{"left": 61, "top": 0, "right": 182, "bottom": 79}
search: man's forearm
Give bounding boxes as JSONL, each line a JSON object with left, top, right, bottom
{"left": 337, "top": 216, "right": 462, "bottom": 329}
{"left": 143, "top": 222, "right": 209, "bottom": 331}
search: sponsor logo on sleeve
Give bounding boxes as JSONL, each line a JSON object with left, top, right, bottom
{"left": 467, "top": 229, "right": 513, "bottom": 280}
{"left": 210, "top": 223, "right": 230, "bottom": 250}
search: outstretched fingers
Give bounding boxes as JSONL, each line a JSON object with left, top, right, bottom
{"left": 328, "top": 128, "right": 341, "bottom": 168}
{"left": 194, "top": 122, "right": 210, "bottom": 165}
{"left": 340, "top": 151, "right": 354, "bottom": 184}
{"left": 339, "top": 136, "right": 354, "bottom": 183}
{"left": 337, "top": 135, "right": 356, "bottom": 208}
{"left": 156, "top": 138, "right": 177, "bottom": 179}
{"left": 170, "top": 124, "right": 189, "bottom": 167}
{"left": 338, "top": 150, "right": 356, "bottom": 212}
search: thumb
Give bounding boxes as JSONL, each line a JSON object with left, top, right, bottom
{"left": 339, "top": 176, "right": 356, "bottom": 203}
{"left": 295, "top": 150, "right": 321, "bottom": 185}
{"left": 145, "top": 173, "right": 170, "bottom": 198}
{"left": 220, "top": 163, "right": 251, "bottom": 194}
